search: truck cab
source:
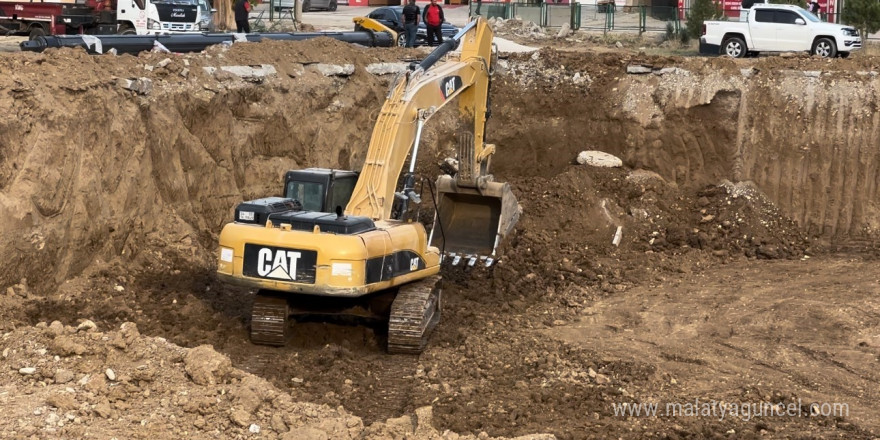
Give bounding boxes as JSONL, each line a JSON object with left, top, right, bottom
{"left": 700, "top": 4, "right": 860, "bottom": 58}
{"left": 119, "top": 0, "right": 201, "bottom": 34}
{"left": 0, "top": 0, "right": 201, "bottom": 39}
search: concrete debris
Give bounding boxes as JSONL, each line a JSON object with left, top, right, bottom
{"left": 576, "top": 150, "right": 622, "bottom": 167}
{"left": 556, "top": 23, "right": 572, "bottom": 39}
{"left": 365, "top": 62, "right": 410, "bottom": 75}
{"left": 740, "top": 68, "right": 756, "bottom": 78}
{"left": 156, "top": 58, "right": 172, "bottom": 68}
{"left": 117, "top": 77, "right": 153, "bottom": 95}
{"left": 19, "top": 367, "right": 36, "bottom": 375}
{"left": 654, "top": 67, "right": 691, "bottom": 76}
{"left": 105, "top": 368, "right": 116, "bottom": 381}
{"left": 307, "top": 63, "right": 356, "bottom": 77}
{"left": 203, "top": 65, "right": 278, "bottom": 80}
{"left": 626, "top": 64, "right": 653, "bottom": 74}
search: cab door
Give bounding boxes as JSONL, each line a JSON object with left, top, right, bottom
{"left": 748, "top": 8, "right": 776, "bottom": 50}
{"left": 774, "top": 10, "right": 811, "bottom": 51}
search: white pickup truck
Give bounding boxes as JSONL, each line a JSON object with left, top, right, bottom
{"left": 699, "top": 4, "right": 861, "bottom": 58}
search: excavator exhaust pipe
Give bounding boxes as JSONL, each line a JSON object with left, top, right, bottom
{"left": 430, "top": 175, "right": 520, "bottom": 266}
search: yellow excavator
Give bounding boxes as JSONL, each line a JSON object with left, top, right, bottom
{"left": 216, "top": 17, "right": 519, "bottom": 354}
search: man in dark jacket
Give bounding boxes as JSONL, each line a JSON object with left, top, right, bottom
{"left": 421, "top": 0, "right": 444, "bottom": 46}
{"left": 234, "top": 0, "right": 251, "bottom": 33}
{"left": 402, "top": 0, "right": 420, "bottom": 47}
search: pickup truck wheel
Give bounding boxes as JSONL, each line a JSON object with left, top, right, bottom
{"left": 722, "top": 37, "right": 746, "bottom": 58}
{"left": 812, "top": 38, "right": 837, "bottom": 58}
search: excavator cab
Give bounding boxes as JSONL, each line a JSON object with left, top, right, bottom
{"left": 283, "top": 168, "right": 359, "bottom": 213}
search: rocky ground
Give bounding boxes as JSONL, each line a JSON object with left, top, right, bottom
{"left": 1, "top": 29, "right": 880, "bottom": 440}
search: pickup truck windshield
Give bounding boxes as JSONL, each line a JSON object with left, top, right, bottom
{"left": 796, "top": 7, "right": 821, "bottom": 22}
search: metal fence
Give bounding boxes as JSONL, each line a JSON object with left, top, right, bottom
{"left": 468, "top": 1, "right": 871, "bottom": 38}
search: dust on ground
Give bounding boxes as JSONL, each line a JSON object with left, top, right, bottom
{"left": 2, "top": 34, "right": 880, "bottom": 439}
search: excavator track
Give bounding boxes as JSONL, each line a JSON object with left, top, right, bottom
{"left": 250, "top": 292, "right": 289, "bottom": 346}
{"left": 387, "top": 276, "right": 442, "bottom": 354}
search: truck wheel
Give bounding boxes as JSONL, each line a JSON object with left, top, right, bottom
{"left": 329, "top": 0, "right": 337, "bottom": 10}
{"left": 722, "top": 37, "right": 746, "bottom": 58}
{"left": 28, "top": 26, "right": 46, "bottom": 40}
{"left": 302, "top": 0, "right": 311, "bottom": 11}
{"left": 812, "top": 38, "right": 837, "bottom": 58}
{"left": 397, "top": 33, "right": 406, "bottom": 47}
{"left": 118, "top": 24, "right": 136, "bottom": 35}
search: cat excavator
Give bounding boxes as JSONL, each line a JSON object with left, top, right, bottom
{"left": 216, "top": 17, "right": 519, "bottom": 354}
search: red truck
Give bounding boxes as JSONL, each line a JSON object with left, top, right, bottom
{"left": 0, "top": 0, "right": 204, "bottom": 39}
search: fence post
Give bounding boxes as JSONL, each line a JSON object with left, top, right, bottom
{"left": 541, "top": 2, "right": 547, "bottom": 27}
{"left": 639, "top": 5, "right": 645, "bottom": 35}
{"left": 674, "top": 7, "right": 680, "bottom": 33}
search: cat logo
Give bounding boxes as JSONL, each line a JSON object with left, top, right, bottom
{"left": 440, "top": 76, "right": 463, "bottom": 100}
{"left": 256, "top": 248, "right": 302, "bottom": 281}
{"left": 410, "top": 257, "right": 420, "bottom": 271}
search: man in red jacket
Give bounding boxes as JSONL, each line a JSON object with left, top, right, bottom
{"left": 421, "top": 0, "right": 445, "bottom": 46}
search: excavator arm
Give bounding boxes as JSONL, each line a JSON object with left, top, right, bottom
{"left": 345, "top": 18, "right": 518, "bottom": 265}
{"left": 346, "top": 18, "right": 494, "bottom": 221}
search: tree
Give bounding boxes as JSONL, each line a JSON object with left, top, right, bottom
{"left": 686, "top": 0, "right": 721, "bottom": 39}
{"left": 214, "top": 0, "right": 236, "bottom": 31}
{"left": 841, "top": 0, "right": 880, "bottom": 42}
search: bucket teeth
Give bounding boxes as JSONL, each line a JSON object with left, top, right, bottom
{"left": 441, "top": 252, "right": 496, "bottom": 267}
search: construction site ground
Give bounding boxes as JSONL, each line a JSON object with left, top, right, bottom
{"left": 2, "top": 17, "right": 880, "bottom": 440}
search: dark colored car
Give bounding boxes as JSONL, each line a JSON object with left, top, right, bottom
{"left": 358, "top": 6, "right": 458, "bottom": 47}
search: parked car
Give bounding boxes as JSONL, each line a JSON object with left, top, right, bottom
{"left": 357, "top": 6, "right": 459, "bottom": 47}
{"left": 197, "top": 0, "right": 216, "bottom": 31}
{"left": 275, "top": 0, "right": 338, "bottom": 13}
{"left": 700, "top": 4, "right": 860, "bottom": 58}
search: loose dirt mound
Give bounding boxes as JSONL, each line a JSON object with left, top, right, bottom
{"left": 1, "top": 38, "right": 880, "bottom": 439}
{"left": 0, "top": 321, "right": 553, "bottom": 439}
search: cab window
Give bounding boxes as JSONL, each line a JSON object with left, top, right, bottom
{"left": 329, "top": 177, "right": 357, "bottom": 212}
{"left": 285, "top": 181, "right": 324, "bottom": 212}
{"left": 774, "top": 11, "right": 801, "bottom": 24}
{"left": 754, "top": 9, "right": 773, "bottom": 22}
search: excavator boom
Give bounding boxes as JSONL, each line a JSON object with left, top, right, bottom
{"left": 345, "top": 18, "right": 519, "bottom": 264}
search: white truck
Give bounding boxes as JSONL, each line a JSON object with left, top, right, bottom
{"left": 699, "top": 4, "right": 861, "bottom": 58}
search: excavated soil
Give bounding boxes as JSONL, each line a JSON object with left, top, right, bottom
{"left": 2, "top": 36, "right": 880, "bottom": 439}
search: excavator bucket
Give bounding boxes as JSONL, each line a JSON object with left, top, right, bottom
{"left": 429, "top": 175, "right": 520, "bottom": 267}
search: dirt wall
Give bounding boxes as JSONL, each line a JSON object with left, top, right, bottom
{"left": 490, "top": 51, "right": 880, "bottom": 243}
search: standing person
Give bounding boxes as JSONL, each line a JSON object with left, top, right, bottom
{"left": 809, "top": 0, "right": 820, "bottom": 15}
{"left": 422, "top": 0, "right": 444, "bottom": 46}
{"left": 402, "top": 0, "right": 420, "bottom": 48}
{"left": 234, "top": 0, "right": 251, "bottom": 33}
{"left": 474, "top": 0, "right": 482, "bottom": 17}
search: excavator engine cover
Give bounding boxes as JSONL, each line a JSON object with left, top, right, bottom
{"left": 430, "top": 175, "right": 520, "bottom": 265}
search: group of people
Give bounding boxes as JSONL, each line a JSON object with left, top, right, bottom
{"left": 402, "top": 0, "right": 446, "bottom": 47}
